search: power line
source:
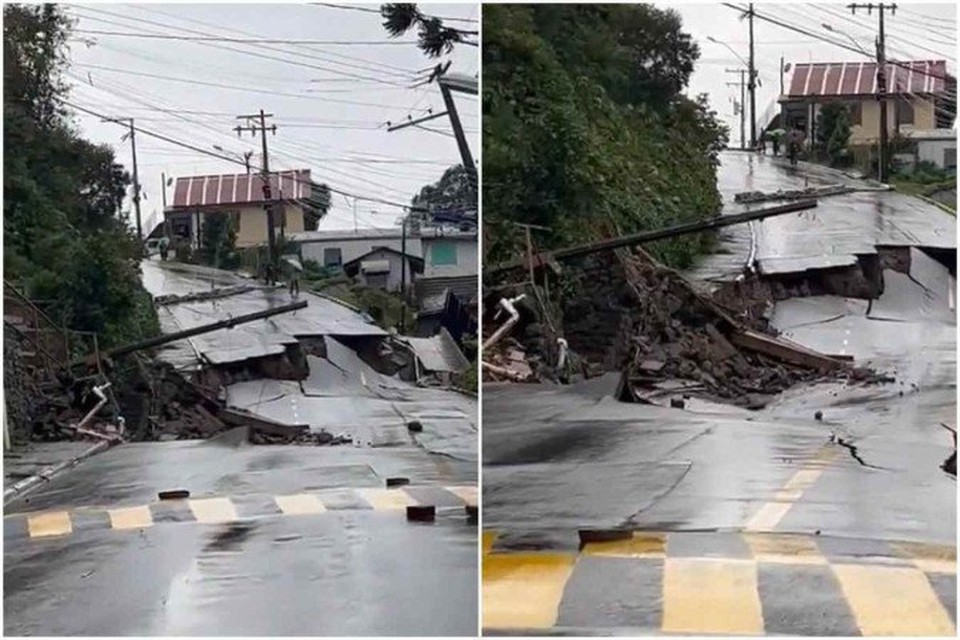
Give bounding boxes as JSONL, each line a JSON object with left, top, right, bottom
{"left": 729, "top": 4, "right": 953, "bottom": 81}
{"left": 71, "top": 63, "right": 432, "bottom": 112}
{"left": 73, "top": 29, "right": 419, "bottom": 46}
{"left": 59, "top": 98, "right": 431, "bottom": 211}
{"left": 69, "top": 7, "right": 416, "bottom": 87}
{"left": 311, "top": 3, "right": 479, "bottom": 24}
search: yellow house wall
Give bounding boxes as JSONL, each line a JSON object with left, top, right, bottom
{"left": 233, "top": 203, "right": 305, "bottom": 248}
{"left": 849, "top": 98, "right": 936, "bottom": 144}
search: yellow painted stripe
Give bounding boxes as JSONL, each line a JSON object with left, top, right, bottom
{"left": 891, "top": 541, "right": 956, "bottom": 574}
{"left": 188, "top": 497, "right": 238, "bottom": 524}
{"left": 108, "top": 505, "right": 153, "bottom": 530}
{"left": 743, "top": 532, "right": 827, "bottom": 565}
{"left": 745, "top": 446, "right": 837, "bottom": 532}
{"left": 446, "top": 485, "right": 477, "bottom": 506}
{"left": 832, "top": 563, "right": 956, "bottom": 636}
{"left": 483, "top": 552, "right": 576, "bottom": 630}
{"left": 662, "top": 557, "right": 764, "bottom": 635}
{"left": 583, "top": 531, "right": 666, "bottom": 558}
{"left": 357, "top": 488, "right": 418, "bottom": 510}
{"left": 27, "top": 511, "right": 72, "bottom": 538}
{"left": 483, "top": 530, "right": 498, "bottom": 555}
{"left": 275, "top": 494, "right": 326, "bottom": 516}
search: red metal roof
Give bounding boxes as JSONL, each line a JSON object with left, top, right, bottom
{"left": 785, "top": 60, "right": 947, "bottom": 98}
{"left": 170, "top": 169, "right": 311, "bottom": 209}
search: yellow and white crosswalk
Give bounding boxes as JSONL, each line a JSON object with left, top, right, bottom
{"left": 482, "top": 529, "right": 957, "bottom": 636}
{"left": 6, "top": 484, "right": 477, "bottom": 541}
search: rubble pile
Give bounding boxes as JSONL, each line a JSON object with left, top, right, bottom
{"left": 482, "top": 247, "right": 891, "bottom": 408}
{"left": 734, "top": 184, "right": 852, "bottom": 204}
{"left": 619, "top": 250, "right": 887, "bottom": 404}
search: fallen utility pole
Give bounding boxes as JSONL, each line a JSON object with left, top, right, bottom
{"left": 74, "top": 299, "right": 307, "bottom": 365}
{"left": 489, "top": 199, "right": 818, "bottom": 275}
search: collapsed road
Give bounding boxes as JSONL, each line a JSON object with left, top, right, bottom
{"left": 482, "top": 152, "right": 956, "bottom": 636}
{"left": 4, "top": 260, "right": 477, "bottom": 636}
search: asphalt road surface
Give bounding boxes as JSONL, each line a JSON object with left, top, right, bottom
{"left": 5, "top": 262, "right": 478, "bottom": 636}
{"left": 5, "top": 434, "right": 477, "bottom": 636}
{"left": 482, "top": 153, "right": 956, "bottom": 635}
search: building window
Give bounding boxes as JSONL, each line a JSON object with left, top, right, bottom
{"left": 430, "top": 241, "right": 457, "bottom": 266}
{"left": 849, "top": 102, "right": 862, "bottom": 126}
{"left": 945, "top": 147, "right": 957, "bottom": 170}
{"left": 897, "top": 98, "right": 914, "bottom": 125}
{"left": 323, "top": 247, "right": 342, "bottom": 267}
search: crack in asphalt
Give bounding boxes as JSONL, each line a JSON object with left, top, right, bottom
{"left": 834, "top": 436, "right": 889, "bottom": 471}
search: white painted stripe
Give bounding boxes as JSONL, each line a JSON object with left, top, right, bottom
{"left": 216, "top": 175, "right": 224, "bottom": 205}
{"left": 200, "top": 177, "right": 208, "bottom": 206}
{"left": 819, "top": 64, "right": 830, "bottom": 96}
{"left": 871, "top": 63, "right": 878, "bottom": 94}
{"left": 232, "top": 175, "right": 238, "bottom": 203}
{"left": 838, "top": 63, "right": 848, "bottom": 96}
{"left": 247, "top": 175, "right": 253, "bottom": 202}
{"left": 185, "top": 177, "right": 194, "bottom": 206}
{"left": 855, "top": 63, "right": 864, "bottom": 96}
{"left": 802, "top": 65, "right": 814, "bottom": 96}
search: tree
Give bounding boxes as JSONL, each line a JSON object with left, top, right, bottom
{"left": 381, "top": 3, "right": 477, "bottom": 57}
{"left": 482, "top": 4, "right": 727, "bottom": 268}
{"left": 411, "top": 164, "right": 475, "bottom": 229}
{"left": 816, "top": 103, "right": 852, "bottom": 167}
{"left": 3, "top": 3, "right": 158, "bottom": 346}
{"left": 199, "top": 213, "right": 239, "bottom": 270}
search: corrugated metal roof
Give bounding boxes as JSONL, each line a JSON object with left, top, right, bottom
{"left": 785, "top": 60, "right": 947, "bottom": 98}
{"left": 170, "top": 169, "right": 311, "bottom": 209}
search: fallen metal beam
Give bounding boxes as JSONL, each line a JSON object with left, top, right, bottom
{"left": 490, "top": 200, "right": 818, "bottom": 275}
{"left": 729, "top": 329, "right": 849, "bottom": 371}
{"left": 74, "top": 300, "right": 308, "bottom": 365}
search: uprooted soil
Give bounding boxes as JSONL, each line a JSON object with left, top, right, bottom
{"left": 483, "top": 247, "right": 892, "bottom": 407}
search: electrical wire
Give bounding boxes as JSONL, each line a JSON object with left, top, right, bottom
{"left": 69, "top": 6, "right": 417, "bottom": 87}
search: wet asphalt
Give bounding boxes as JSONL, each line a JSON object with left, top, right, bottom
{"left": 4, "top": 434, "right": 478, "bottom": 636}
{"left": 483, "top": 152, "right": 956, "bottom": 634}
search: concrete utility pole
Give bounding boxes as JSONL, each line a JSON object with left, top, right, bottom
{"left": 849, "top": 2, "right": 897, "bottom": 183}
{"left": 235, "top": 110, "right": 279, "bottom": 283}
{"left": 128, "top": 119, "right": 143, "bottom": 241}
{"left": 748, "top": 3, "right": 757, "bottom": 149}
{"left": 726, "top": 68, "right": 747, "bottom": 150}
{"left": 104, "top": 117, "right": 143, "bottom": 239}
{"left": 400, "top": 214, "right": 408, "bottom": 334}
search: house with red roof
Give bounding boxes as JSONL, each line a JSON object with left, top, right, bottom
{"left": 164, "top": 169, "right": 323, "bottom": 248}
{"left": 776, "top": 60, "right": 954, "bottom": 146}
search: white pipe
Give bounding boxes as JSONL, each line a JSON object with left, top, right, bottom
{"left": 481, "top": 361, "right": 527, "bottom": 381}
{"left": 557, "top": 338, "right": 568, "bottom": 370}
{"left": 483, "top": 294, "right": 525, "bottom": 351}
{"left": 73, "top": 382, "right": 112, "bottom": 432}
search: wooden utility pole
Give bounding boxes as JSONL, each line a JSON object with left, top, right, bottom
{"left": 748, "top": 3, "right": 757, "bottom": 150}
{"left": 726, "top": 68, "right": 747, "bottom": 150}
{"left": 849, "top": 2, "right": 897, "bottom": 183}
{"left": 235, "top": 110, "right": 278, "bottom": 283}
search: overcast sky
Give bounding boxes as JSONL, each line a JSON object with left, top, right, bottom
{"left": 665, "top": 1, "right": 956, "bottom": 146}
{"left": 64, "top": 3, "right": 479, "bottom": 234}
{"left": 64, "top": 2, "right": 954, "bottom": 234}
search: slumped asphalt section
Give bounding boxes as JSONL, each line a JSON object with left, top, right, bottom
{"left": 5, "top": 437, "right": 477, "bottom": 635}
{"left": 483, "top": 153, "right": 956, "bottom": 635}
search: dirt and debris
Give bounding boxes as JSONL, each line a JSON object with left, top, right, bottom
{"left": 153, "top": 284, "right": 255, "bottom": 306}
{"left": 482, "top": 246, "right": 892, "bottom": 408}
{"left": 734, "top": 184, "right": 854, "bottom": 204}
